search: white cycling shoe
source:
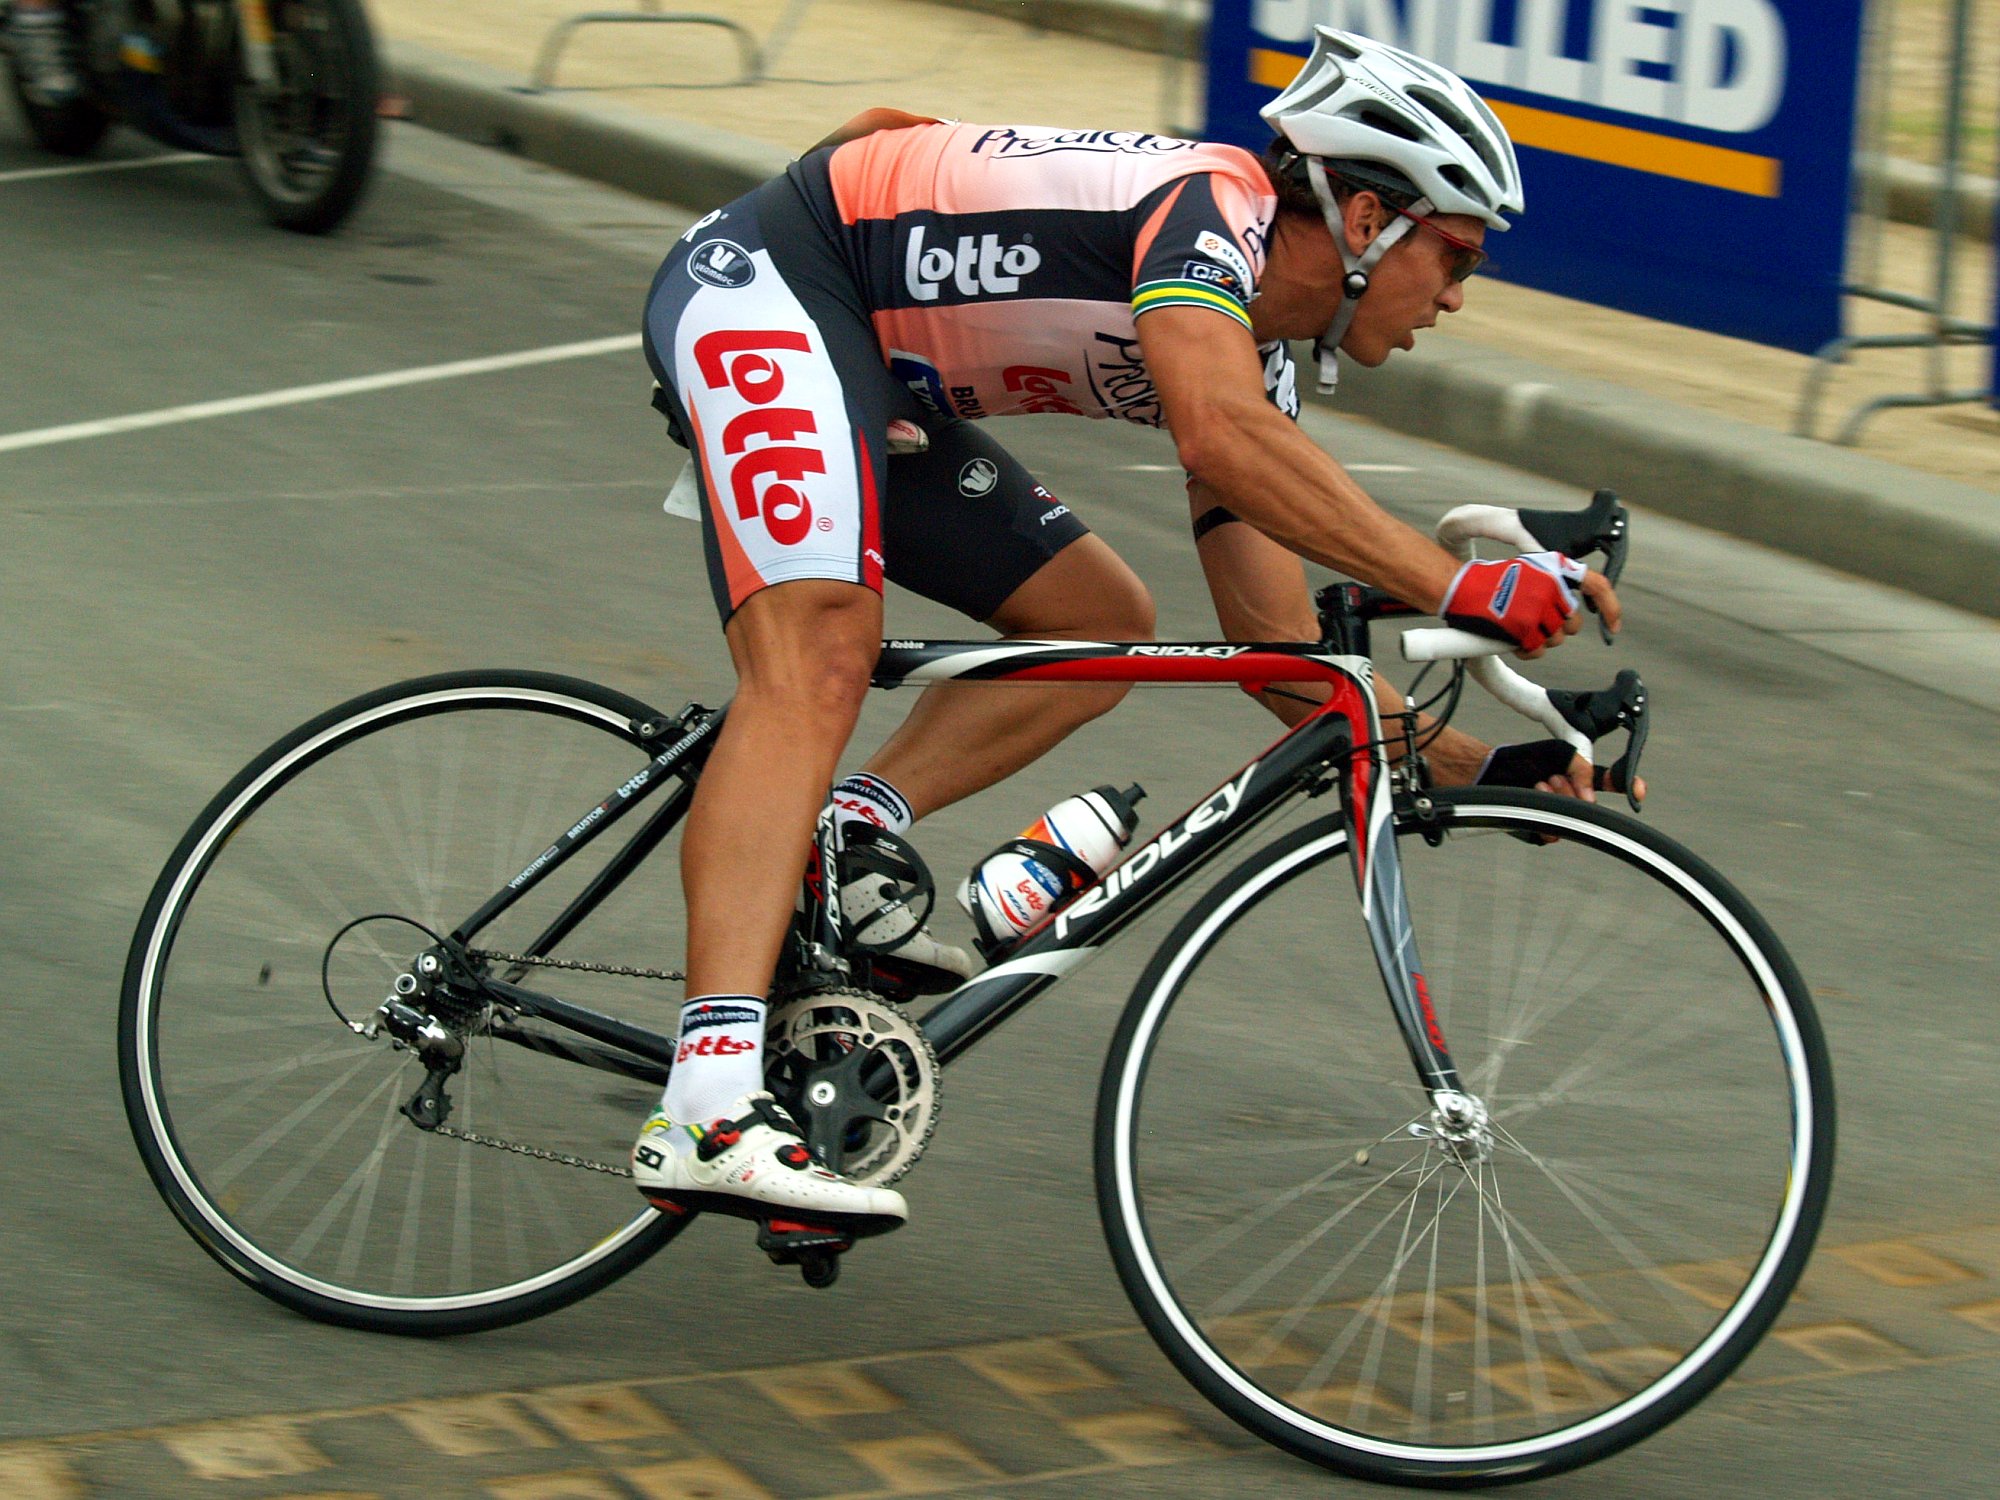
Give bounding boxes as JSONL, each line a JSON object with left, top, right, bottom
{"left": 631, "top": 1092, "right": 908, "bottom": 1237}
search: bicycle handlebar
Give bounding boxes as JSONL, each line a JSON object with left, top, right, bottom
{"left": 1391, "top": 493, "right": 1647, "bottom": 806}
{"left": 1398, "top": 627, "right": 1514, "bottom": 663}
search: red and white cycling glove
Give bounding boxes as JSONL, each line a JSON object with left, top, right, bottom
{"left": 1440, "top": 551, "right": 1588, "bottom": 653}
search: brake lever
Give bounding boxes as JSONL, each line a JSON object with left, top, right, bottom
{"left": 1519, "top": 489, "right": 1629, "bottom": 644}
{"left": 1546, "top": 669, "right": 1648, "bottom": 811}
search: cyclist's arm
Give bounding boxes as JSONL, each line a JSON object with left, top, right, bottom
{"left": 1189, "top": 484, "right": 1476, "bottom": 751}
{"left": 1140, "top": 306, "right": 1461, "bottom": 613}
{"left": 1190, "top": 490, "right": 1624, "bottom": 798}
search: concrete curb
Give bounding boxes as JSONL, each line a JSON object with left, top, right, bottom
{"left": 1859, "top": 155, "right": 1998, "bottom": 243}
{"left": 1332, "top": 340, "right": 2000, "bottom": 619}
{"left": 387, "top": 43, "right": 791, "bottom": 212}
{"left": 388, "top": 40, "right": 2000, "bottom": 620}
{"left": 920, "top": 0, "right": 1203, "bottom": 57}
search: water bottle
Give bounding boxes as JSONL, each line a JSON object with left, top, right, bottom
{"left": 957, "top": 784, "right": 1145, "bottom": 949}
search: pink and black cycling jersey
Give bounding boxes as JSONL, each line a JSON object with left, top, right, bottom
{"left": 641, "top": 121, "right": 1297, "bottom": 620}
{"left": 788, "top": 122, "right": 1299, "bottom": 424}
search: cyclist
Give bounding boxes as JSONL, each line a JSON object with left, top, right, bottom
{"left": 632, "top": 27, "right": 1622, "bottom": 1235}
{"left": 4, "top": 0, "right": 81, "bottom": 106}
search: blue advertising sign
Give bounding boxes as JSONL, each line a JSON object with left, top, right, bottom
{"left": 1207, "top": 0, "right": 1867, "bottom": 353}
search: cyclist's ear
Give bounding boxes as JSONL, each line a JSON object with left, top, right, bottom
{"left": 1341, "top": 190, "right": 1390, "bottom": 253}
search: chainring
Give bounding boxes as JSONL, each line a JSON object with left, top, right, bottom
{"left": 764, "top": 987, "right": 939, "bottom": 1187}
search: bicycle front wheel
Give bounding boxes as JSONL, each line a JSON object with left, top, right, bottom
{"left": 1098, "top": 789, "right": 1832, "bottom": 1486}
{"left": 121, "top": 671, "right": 699, "bottom": 1334}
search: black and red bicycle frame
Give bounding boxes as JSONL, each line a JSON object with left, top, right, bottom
{"left": 451, "top": 593, "right": 1467, "bottom": 1105}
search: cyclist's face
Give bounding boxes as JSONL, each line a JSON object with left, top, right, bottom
{"left": 1253, "top": 197, "right": 1486, "bottom": 362}
{"left": 1337, "top": 208, "right": 1487, "bottom": 367}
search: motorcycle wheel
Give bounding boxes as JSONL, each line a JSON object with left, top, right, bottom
{"left": 233, "top": 0, "right": 378, "bottom": 234}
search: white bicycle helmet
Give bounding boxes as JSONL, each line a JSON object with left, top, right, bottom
{"left": 1260, "top": 28, "right": 1524, "bottom": 390}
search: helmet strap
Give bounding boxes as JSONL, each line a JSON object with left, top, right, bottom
{"left": 1304, "top": 158, "right": 1427, "bottom": 393}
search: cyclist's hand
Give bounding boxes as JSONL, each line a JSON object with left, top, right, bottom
{"left": 1477, "top": 740, "right": 1647, "bottom": 806}
{"left": 1541, "top": 752, "right": 1646, "bottom": 807}
{"left": 1442, "top": 552, "right": 1616, "bottom": 658}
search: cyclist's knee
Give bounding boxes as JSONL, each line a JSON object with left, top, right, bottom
{"left": 726, "top": 580, "right": 881, "bottom": 726}
{"left": 1106, "top": 571, "right": 1157, "bottom": 642}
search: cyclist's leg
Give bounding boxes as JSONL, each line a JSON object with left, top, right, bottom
{"left": 685, "top": 580, "right": 880, "bottom": 998}
{"left": 636, "top": 179, "right": 909, "bottom": 1226}
{"left": 862, "top": 422, "right": 1156, "bottom": 819}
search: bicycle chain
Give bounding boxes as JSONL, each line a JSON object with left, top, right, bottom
{"left": 434, "top": 1123, "right": 633, "bottom": 1178}
{"left": 466, "top": 948, "right": 684, "bottom": 984}
{"left": 428, "top": 949, "right": 677, "bottom": 1175}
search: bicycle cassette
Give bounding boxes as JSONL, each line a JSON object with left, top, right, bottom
{"left": 764, "top": 988, "right": 938, "bottom": 1187}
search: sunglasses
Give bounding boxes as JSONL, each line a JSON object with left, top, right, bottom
{"left": 1390, "top": 206, "right": 1488, "bottom": 283}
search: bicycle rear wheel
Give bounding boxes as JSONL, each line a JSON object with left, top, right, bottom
{"left": 121, "top": 671, "right": 699, "bottom": 1334}
{"left": 1098, "top": 789, "right": 1832, "bottom": 1486}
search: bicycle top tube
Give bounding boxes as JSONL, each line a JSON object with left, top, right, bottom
{"left": 871, "top": 640, "right": 1371, "bottom": 690}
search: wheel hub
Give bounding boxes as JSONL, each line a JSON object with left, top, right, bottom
{"left": 1409, "top": 1088, "right": 1494, "bottom": 1164}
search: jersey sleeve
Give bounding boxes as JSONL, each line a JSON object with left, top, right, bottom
{"left": 1258, "top": 339, "right": 1300, "bottom": 420}
{"left": 1129, "top": 168, "right": 1272, "bottom": 334}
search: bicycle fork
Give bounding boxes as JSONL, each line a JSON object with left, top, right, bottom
{"left": 1332, "top": 699, "right": 1492, "bottom": 1164}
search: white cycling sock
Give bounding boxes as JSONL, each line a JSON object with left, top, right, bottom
{"left": 830, "top": 772, "right": 914, "bottom": 839}
{"left": 659, "top": 994, "right": 766, "bottom": 1151}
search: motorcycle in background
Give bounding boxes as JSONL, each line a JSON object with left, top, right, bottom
{"left": 1, "top": 0, "right": 380, "bottom": 232}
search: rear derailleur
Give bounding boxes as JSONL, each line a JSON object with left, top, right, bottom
{"left": 363, "top": 944, "right": 490, "bottom": 1130}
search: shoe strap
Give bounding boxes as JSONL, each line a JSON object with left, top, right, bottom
{"left": 693, "top": 1096, "right": 802, "bottom": 1162}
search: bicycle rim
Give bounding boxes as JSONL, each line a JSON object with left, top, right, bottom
{"left": 1099, "top": 791, "right": 1832, "bottom": 1484}
{"left": 121, "top": 672, "right": 694, "bottom": 1333}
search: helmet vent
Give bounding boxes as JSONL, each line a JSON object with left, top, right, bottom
{"left": 1410, "top": 85, "right": 1505, "bottom": 180}
{"left": 1349, "top": 105, "right": 1424, "bottom": 143}
{"left": 1437, "top": 164, "right": 1490, "bottom": 207}
{"left": 1286, "top": 71, "right": 1350, "bottom": 116}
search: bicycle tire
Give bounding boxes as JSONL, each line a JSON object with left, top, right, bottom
{"left": 233, "top": 0, "right": 378, "bottom": 233}
{"left": 120, "top": 670, "right": 698, "bottom": 1335}
{"left": 1097, "top": 789, "right": 1833, "bottom": 1487}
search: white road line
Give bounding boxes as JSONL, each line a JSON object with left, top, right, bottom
{"left": 0, "top": 152, "right": 211, "bottom": 185}
{"left": 0, "top": 335, "right": 645, "bottom": 455}
{"left": 1348, "top": 464, "right": 1417, "bottom": 473}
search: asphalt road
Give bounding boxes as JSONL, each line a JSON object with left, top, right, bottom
{"left": 3, "top": 117, "right": 1998, "bottom": 1499}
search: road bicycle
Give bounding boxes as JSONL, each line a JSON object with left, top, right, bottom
{"left": 120, "top": 494, "right": 1834, "bottom": 1486}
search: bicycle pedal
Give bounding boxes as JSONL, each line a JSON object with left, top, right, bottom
{"left": 757, "top": 1218, "right": 853, "bottom": 1288}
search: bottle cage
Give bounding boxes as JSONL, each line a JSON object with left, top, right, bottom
{"left": 982, "top": 836, "right": 1098, "bottom": 896}
{"left": 837, "top": 824, "right": 938, "bottom": 955}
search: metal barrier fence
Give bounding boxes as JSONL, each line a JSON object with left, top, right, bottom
{"left": 1796, "top": 0, "right": 1998, "bottom": 442}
